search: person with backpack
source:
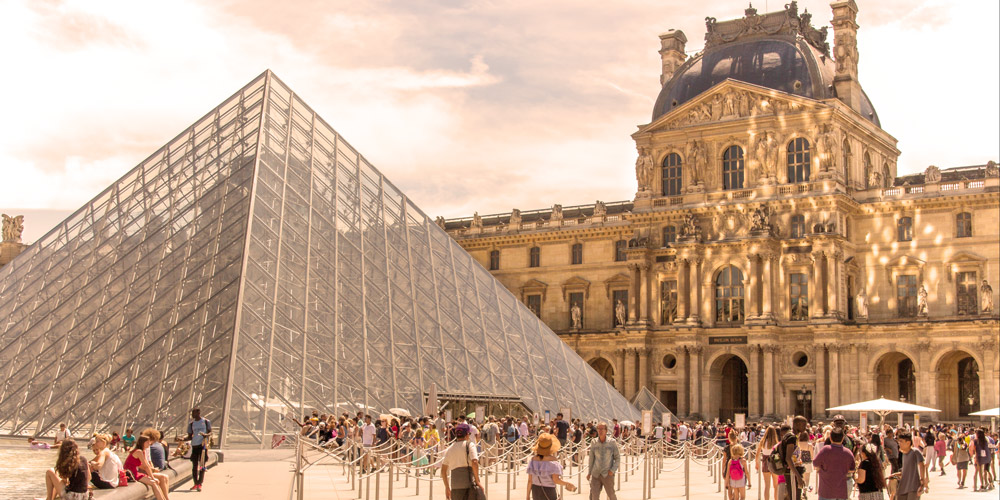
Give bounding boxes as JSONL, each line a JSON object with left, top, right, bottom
{"left": 724, "top": 443, "right": 750, "bottom": 500}
{"left": 757, "top": 426, "right": 780, "bottom": 500}
{"left": 951, "top": 430, "right": 971, "bottom": 488}
{"left": 183, "top": 407, "right": 212, "bottom": 492}
{"left": 813, "top": 427, "right": 855, "bottom": 500}
{"left": 780, "top": 417, "right": 808, "bottom": 500}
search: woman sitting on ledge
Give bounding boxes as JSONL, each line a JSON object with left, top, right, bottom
{"left": 89, "top": 433, "right": 122, "bottom": 490}
{"left": 42, "top": 439, "right": 90, "bottom": 500}
{"left": 124, "top": 435, "right": 171, "bottom": 500}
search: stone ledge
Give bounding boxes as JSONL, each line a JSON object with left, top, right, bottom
{"left": 92, "top": 452, "right": 219, "bottom": 500}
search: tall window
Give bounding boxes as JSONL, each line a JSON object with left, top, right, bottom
{"left": 526, "top": 294, "right": 542, "bottom": 318}
{"left": 897, "top": 275, "right": 918, "bottom": 317}
{"left": 715, "top": 266, "right": 745, "bottom": 325}
{"left": 571, "top": 243, "right": 583, "bottom": 265}
{"left": 791, "top": 215, "right": 806, "bottom": 239}
{"left": 789, "top": 273, "right": 809, "bottom": 321}
{"left": 614, "top": 240, "right": 627, "bottom": 262}
{"left": 842, "top": 140, "right": 851, "bottom": 186}
{"left": 662, "top": 225, "right": 676, "bottom": 246}
{"left": 722, "top": 146, "right": 745, "bottom": 190}
{"left": 897, "top": 217, "right": 913, "bottom": 242}
{"left": 612, "top": 290, "right": 629, "bottom": 327}
{"left": 529, "top": 246, "right": 540, "bottom": 267}
{"left": 957, "top": 271, "right": 978, "bottom": 315}
{"left": 956, "top": 212, "right": 973, "bottom": 238}
{"left": 662, "top": 153, "right": 683, "bottom": 196}
{"left": 660, "top": 280, "right": 678, "bottom": 325}
{"left": 568, "top": 292, "right": 584, "bottom": 327}
{"left": 489, "top": 250, "right": 500, "bottom": 270}
{"left": 786, "top": 138, "right": 811, "bottom": 183}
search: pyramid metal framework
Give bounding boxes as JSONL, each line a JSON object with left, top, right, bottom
{"left": 0, "top": 71, "right": 638, "bottom": 446}
{"left": 630, "top": 387, "right": 677, "bottom": 425}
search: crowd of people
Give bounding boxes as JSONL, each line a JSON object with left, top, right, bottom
{"left": 34, "top": 408, "right": 213, "bottom": 500}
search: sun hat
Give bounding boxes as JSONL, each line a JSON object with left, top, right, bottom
{"left": 534, "top": 433, "right": 561, "bottom": 455}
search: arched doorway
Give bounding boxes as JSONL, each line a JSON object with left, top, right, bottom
{"left": 936, "top": 351, "right": 980, "bottom": 420}
{"left": 716, "top": 355, "right": 748, "bottom": 423}
{"left": 874, "top": 352, "right": 916, "bottom": 403}
{"left": 589, "top": 357, "right": 615, "bottom": 387}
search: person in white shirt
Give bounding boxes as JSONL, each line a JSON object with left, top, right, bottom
{"left": 678, "top": 422, "right": 689, "bottom": 442}
{"left": 361, "top": 415, "right": 377, "bottom": 471}
{"left": 654, "top": 424, "right": 664, "bottom": 440}
{"left": 54, "top": 423, "right": 72, "bottom": 445}
{"left": 441, "top": 424, "right": 481, "bottom": 500}
{"left": 519, "top": 418, "right": 530, "bottom": 439}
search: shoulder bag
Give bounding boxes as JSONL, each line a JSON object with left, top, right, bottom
{"left": 465, "top": 441, "right": 487, "bottom": 500}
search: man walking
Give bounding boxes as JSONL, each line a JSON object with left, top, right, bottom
{"left": 554, "top": 413, "right": 570, "bottom": 447}
{"left": 441, "top": 424, "right": 481, "bottom": 500}
{"left": 895, "top": 432, "right": 928, "bottom": 500}
{"left": 782, "top": 416, "right": 808, "bottom": 500}
{"left": 184, "top": 408, "right": 212, "bottom": 491}
{"left": 587, "top": 422, "right": 620, "bottom": 500}
{"left": 813, "top": 427, "right": 855, "bottom": 500}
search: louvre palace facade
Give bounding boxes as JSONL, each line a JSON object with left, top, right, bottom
{"left": 443, "top": 1, "right": 1000, "bottom": 422}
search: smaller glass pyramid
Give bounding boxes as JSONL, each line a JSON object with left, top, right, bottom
{"left": 0, "top": 71, "right": 639, "bottom": 447}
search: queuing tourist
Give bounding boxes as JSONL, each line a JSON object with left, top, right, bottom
{"left": 43, "top": 439, "right": 90, "bottom": 500}
{"left": 526, "top": 433, "right": 577, "bottom": 500}
{"left": 88, "top": 433, "right": 123, "bottom": 490}
{"left": 780, "top": 416, "right": 808, "bottom": 500}
{"left": 723, "top": 443, "right": 749, "bottom": 500}
{"left": 756, "top": 426, "right": 779, "bottom": 500}
{"left": 184, "top": 407, "right": 212, "bottom": 492}
{"left": 554, "top": 413, "right": 570, "bottom": 447}
{"left": 441, "top": 424, "right": 482, "bottom": 500}
{"left": 587, "top": 422, "right": 620, "bottom": 500}
{"left": 124, "top": 435, "right": 170, "bottom": 500}
{"left": 813, "top": 427, "right": 855, "bottom": 500}
{"left": 893, "top": 432, "right": 927, "bottom": 500}
{"left": 855, "top": 443, "right": 887, "bottom": 500}
{"left": 361, "top": 414, "right": 376, "bottom": 472}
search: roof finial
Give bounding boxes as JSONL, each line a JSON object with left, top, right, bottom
{"left": 745, "top": 3, "right": 757, "bottom": 16}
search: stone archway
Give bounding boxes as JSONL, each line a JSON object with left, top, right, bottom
{"left": 707, "top": 354, "right": 748, "bottom": 423}
{"left": 589, "top": 357, "right": 615, "bottom": 387}
{"left": 936, "top": 351, "right": 980, "bottom": 420}
{"left": 874, "top": 352, "right": 916, "bottom": 403}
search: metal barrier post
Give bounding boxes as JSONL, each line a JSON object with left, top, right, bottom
{"left": 685, "top": 443, "right": 691, "bottom": 500}
{"left": 717, "top": 458, "right": 722, "bottom": 493}
{"left": 374, "top": 470, "right": 379, "bottom": 500}
{"left": 388, "top": 463, "right": 393, "bottom": 500}
{"left": 429, "top": 471, "right": 434, "bottom": 500}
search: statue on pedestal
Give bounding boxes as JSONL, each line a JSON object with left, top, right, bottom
{"left": 570, "top": 302, "right": 582, "bottom": 329}
{"left": 508, "top": 209, "right": 521, "bottom": 228}
{"left": 615, "top": 300, "right": 627, "bottom": 327}
{"left": 982, "top": 280, "right": 994, "bottom": 313}
{"left": 917, "top": 285, "right": 929, "bottom": 316}
{"left": 593, "top": 200, "right": 607, "bottom": 217}
{"left": 856, "top": 287, "right": 868, "bottom": 318}
{"left": 635, "top": 147, "right": 655, "bottom": 194}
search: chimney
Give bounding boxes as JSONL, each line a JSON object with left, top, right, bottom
{"left": 658, "top": 30, "right": 687, "bottom": 86}
{"left": 830, "top": 0, "right": 863, "bottom": 113}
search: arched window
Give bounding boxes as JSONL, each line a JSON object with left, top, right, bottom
{"left": 956, "top": 212, "right": 973, "bottom": 238}
{"left": 662, "top": 225, "right": 676, "bottom": 246}
{"left": 897, "top": 217, "right": 913, "bottom": 242}
{"left": 722, "top": 146, "right": 745, "bottom": 190}
{"left": 842, "top": 139, "right": 851, "bottom": 186}
{"left": 489, "top": 250, "right": 500, "bottom": 270}
{"left": 790, "top": 214, "right": 806, "bottom": 239}
{"left": 571, "top": 243, "right": 583, "bottom": 264}
{"left": 614, "top": 240, "right": 627, "bottom": 262}
{"left": 786, "top": 138, "right": 811, "bottom": 183}
{"left": 529, "top": 246, "right": 541, "bottom": 267}
{"left": 662, "top": 153, "right": 683, "bottom": 196}
{"left": 882, "top": 163, "right": 891, "bottom": 188}
{"left": 715, "top": 266, "right": 745, "bottom": 325}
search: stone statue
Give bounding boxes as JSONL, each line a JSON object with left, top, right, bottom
{"left": 471, "top": 212, "right": 483, "bottom": 229}
{"left": 661, "top": 295, "right": 676, "bottom": 325}
{"left": 570, "top": 302, "right": 582, "bottom": 329}
{"left": 550, "top": 204, "right": 563, "bottom": 222}
{"left": 754, "top": 132, "right": 777, "bottom": 180}
{"left": 867, "top": 168, "right": 881, "bottom": 189}
{"left": 680, "top": 214, "right": 701, "bottom": 239}
{"left": 508, "top": 208, "right": 521, "bottom": 228}
{"left": 917, "top": 285, "right": 928, "bottom": 316}
{"left": 856, "top": 287, "right": 869, "bottom": 318}
{"left": 982, "top": 280, "right": 994, "bottom": 313}
{"left": 593, "top": 200, "right": 607, "bottom": 217}
{"left": 615, "top": 300, "right": 627, "bottom": 327}
{"left": 2, "top": 214, "right": 24, "bottom": 243}
{"left": 792, "top": 297, "right": 808, "bottom": 321}
{"left": 687, "top": 140, "right": 706, "bottom": 186}
{"left": 985, "top": 160, "right": 998, "bottom": 177}
{"left": 924, "top": 165, "right": 941, "bottom": 183}
{"left": 818, "top": 124, "right": 839, "bottom": 171}
{"left": 635, "top": 147, "right": 655, "bottom": 193}
{"left": 750, "top": 206, "right": 770, "bottom": 232}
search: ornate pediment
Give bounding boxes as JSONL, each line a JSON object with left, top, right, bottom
{"left": 561, "top": 276, "right": 591, "bottom": 301}
{"left": 604, "top": 273, "right": 631, "bottom": 298}
{"left": 520, "top": 278, "right": 548, "bottom": 301}
{"left": 641, "top": 80, "right": 826, "bottom": 134}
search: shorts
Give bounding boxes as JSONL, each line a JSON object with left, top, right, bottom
{"left": 956, "top": 461, "right": 968, "bottom": 470}
{"left": 63, "top": 492, "right": 89, "bottom": 500}
{"left": 729, "top": 476, "right": 747, "bottom": 488}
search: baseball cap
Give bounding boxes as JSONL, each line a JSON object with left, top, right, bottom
{"left": 454, "top": 424, "right": 470, "bottom": 437}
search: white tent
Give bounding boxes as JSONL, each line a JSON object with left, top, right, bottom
{"left": 969, "top": 407, "right": 1000, "bottom": 417}
{"left": 827, "top": 397, "right": 940, "bottom": 426}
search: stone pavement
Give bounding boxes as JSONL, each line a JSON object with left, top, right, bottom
{"left": 174, "top": 450, "right": 993, "bottom": 500}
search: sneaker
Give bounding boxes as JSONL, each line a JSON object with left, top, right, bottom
{"left": 196, "top": 484, "right": 203, "bottom": 491}
{"left": 190, "top": 484, "right": 199, "bottom": 491}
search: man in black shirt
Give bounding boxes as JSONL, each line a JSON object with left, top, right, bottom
{"left": 554, "top": 413, "right": 570, "bottom": 447}
{"left": 782, "top": 416, "right": 808, "bottom": 500}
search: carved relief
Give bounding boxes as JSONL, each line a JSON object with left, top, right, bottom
{"left": 753, "top": 131, "right": 779, "bottom": 182}
{"left": 593, "top": 201, "right": 607, "bottom": 217}
{"left": 679, "top": 214, "right": 703, "bottom": 241}
{"left": 508, "top": 209, "right": 521, "bottom": 228}
{"left": 711, "top": 210, "right": 750, "bottom": 240}
{"left": 924, "top": 165, "right": 941, "bottom": 183}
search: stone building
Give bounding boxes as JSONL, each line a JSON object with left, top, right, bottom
{"left": 444, "top": 1, "right": 1000, "bottom": 422}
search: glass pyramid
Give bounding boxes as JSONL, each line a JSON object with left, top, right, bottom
{"left": 0, "top": 71, "right": 638, "bottom": 446}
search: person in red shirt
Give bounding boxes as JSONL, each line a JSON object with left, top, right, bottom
{"left": 813, "top": 428, "right": 855, "bottom": 500}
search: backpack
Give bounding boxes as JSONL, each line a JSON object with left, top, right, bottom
{"left": 729, "top": 459, "right": 745, "bottom": 481}
{"left": 770, "top": 442, "right": 788, "bottom": 474}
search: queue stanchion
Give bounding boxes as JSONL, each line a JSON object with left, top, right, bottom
{"left": 685, "top": 442, "right": 691, "bottom": 500}
{"left": 373, "top": 468, "right": 379, "bottom": 500}
{"left": 756, "top": 445, "right": 761, "bottom": 500}
{"left": 717, "top": 457, "right": 722, "bottom": 494}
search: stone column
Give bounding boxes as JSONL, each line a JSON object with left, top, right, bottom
{"left": 916, "top": 341, "right": 933, "bottom": 409}
{"left": 747, "top": 255, "right": 759, "bottom": 319}
{"left": 828, "top": 346, "right": 841, "bottom": 409}
{"left": 815, "top": 345, "right": 828, "bottom": 418}
{"left": 653, "top": 275, "right": 662, "bottom": 326}
{"left": 762, "top": 253, "right": 774, "bottom": 319}
{"left": 627, "top": 264, "right": 639, "bottom": 323}
{"left": 827, "top": 250, "right": 840, "bottom": 317}
{"left": 639, "top": 263, "right": 651, "bottom": 324}
{"left": 748, "top": 345, "right": 761, "bottom": 418}
{"left": 638, "top": 348, "right": 650, "bottom": 393}
{"left": 982, "top": 339, "right": 1000, "bottom": 411}
{"left": 688, "top": 257, "right": 702, "bottom": 324}
{"left": 678, "top": 348, "right": 690, "bottom": 416}
{"left": 810, "top": 251, "right": 824, "bottom": 318}
{"left": 624, "top": 347, "right": 637, "bottom": 399}
{"left": 763, "top": 345, "right": 776, "bottom": 417}
{"left": 691, "top": 346, "right": 703, "bottom": 417}
{"left": 615, "top": 349, "right": 627, "bottom": 395}
{"left": 678, "top": 259, "right": 690, "bottom": 320}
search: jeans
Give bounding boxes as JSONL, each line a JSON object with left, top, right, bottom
{"left": 191, "top": 444, "right": 206, "bottom": 485}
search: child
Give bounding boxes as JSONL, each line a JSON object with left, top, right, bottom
{"left": 121, "top": 429, "right": 136, "bottom": 450}
{"left": 110, "top": 432, "right": 122, "bottom": 451}
{"left": 726, "top": 443, "right": 750, "bottom": 500}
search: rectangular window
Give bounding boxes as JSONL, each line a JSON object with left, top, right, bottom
{"left": 957, "top": 271, "right": 977, "bottom": 315}
{"left": 529, "top": 247, "right": 540, "bottom": 268}
{"left": 956, "top": 213, "right": 973, "bottom": 238}
{"left": 489, "top": 250, "right": 500, "bottom": 271}
{"left": 614, "top": 240, "right": 627, "bottom": 262}
{"left": 789, "top": 273, "right": 809, "bottom": 321}
{"left": 662, "top": 226, "right": 676, "bottom": 246}
{"left": 571, "top": 243, "right": 583, "bottom": 265}
{"left": 526, "top": 294, "right": 542, "bottom": 318}
{"left": 791, "top": 215, "right": 805, "bottom": 239}
{"left": 897, "top": 217, "right": 913, "bottom": 242}
{"left": 660, "top": 280, "right": 677, "bottom": 325}
{"left": 612, "top": 289, "right": 629, "bottom": 327}
{"left": 568, "top": 292, "right": 584, "bottom": 327}
{"left": 897, "top": 275, "right": 918, "bottom": 317}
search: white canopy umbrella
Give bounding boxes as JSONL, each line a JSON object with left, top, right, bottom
{"left": 390, "top": 408, "right": 412, "bottom": 417}
{"left": 619, "top": 420, "right": 635, "bottom": 427}
{"left": 969, "top": 407, "right": 1000, "bottom": 417}
{"left": 827, "top": 397, "right": 940, "bottom": 427}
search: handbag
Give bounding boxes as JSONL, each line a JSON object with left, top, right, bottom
{"left": 118, "top": 469, "right": 129, "bottom": 487}
{"left": 465, "top": 441, "right": 487, "bottom": 500}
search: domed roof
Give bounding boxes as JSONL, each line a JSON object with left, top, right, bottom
{"left": 651, "top": 36, "right": 880, "bottom": 127}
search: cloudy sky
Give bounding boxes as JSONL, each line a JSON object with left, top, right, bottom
{"left": 1, "top": 0, "right": 997, "bottom": 243}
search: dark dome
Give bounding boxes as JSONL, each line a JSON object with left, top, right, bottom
{"left": 652, "top": 37, "right": 879, "bottom": 126}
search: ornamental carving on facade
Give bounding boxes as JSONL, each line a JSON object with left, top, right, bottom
{"left": 679, "top": 214, "right": 703, "bottom": 241}
{"left": 434, "top": 216, "right": 447, "bottom": 230}
{"left": 982, "top": 279, "right": 994, "bottom": 313}
{"left": 471, "top": 212, "right": 483, "bottom": 229}
{"left": 687, "top": 140, "right": 708, "bottom": 187}
{"left": 711, "top": 210, "right": 750, "bottom": 240}
{"left": 985, "top": 160, "right": 998, "bottom": 177}
{"left": 509, "top": 208, "right": 522, "bottom": 227}
{"left": 2, "top": 214, "right": 24, "bottom": 243}
{"left": 635, "top": 147, "right": 656, "bottom": 194}
{"left": 593, "top": 200, "right": 607, "bottom": 217}
{"left": 817, "top": 123, "right": 839, "bottom": 171}
{"left": 924, "top": 165, "right": 941, "bottom": 183}
{"left": 550, "top": 204, "right": 563, "bottom": 222}
{"left": 753, "top": 131, "right": 780, "bottom": 182}
{"left": 704, "top": 1, "right": 829, "bottom": 55}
